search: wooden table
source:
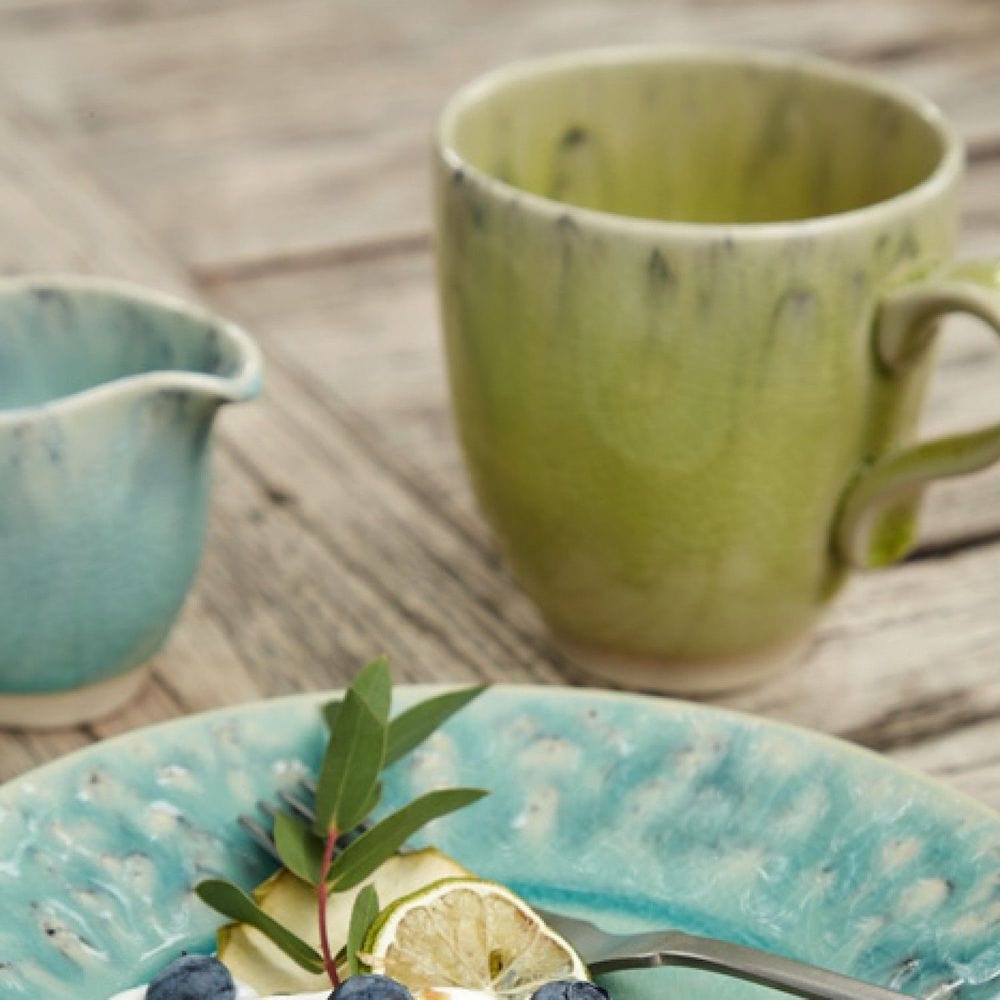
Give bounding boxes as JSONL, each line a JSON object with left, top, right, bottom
{"left": 1, "top": 0, "right": 998, "bottom": 810}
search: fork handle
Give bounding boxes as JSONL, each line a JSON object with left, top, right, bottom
{"left": 589, "top": 931, "right": 909, "bottom": 1000}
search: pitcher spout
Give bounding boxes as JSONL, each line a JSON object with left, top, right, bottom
{"left": 154, "top": 299, "right": 263, "bottom": 408}
{"left": 0, "top": 275, "right": 262, "bottom": 421}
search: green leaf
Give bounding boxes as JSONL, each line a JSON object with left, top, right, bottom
{"left": 322, "top": 699, "right": 342, "bottom": 733}
{"left": 346, "top": 885, "right": 380, "bottom": 975}
{"left": 351, "top": 656, "right": 392, "bottom": 722}
{"left": 314, "top": 660, "right": 393, "bottom": 835}
{"left": 355, "top": 780, "right": 383, "bottom": 826}
{"left": 313, "top": 688, "right": 388, "bottom": 835}
{"left": 385, "top": 686, "right": 486, "bottom": 767}
{"left": 195, "top": 879, "right": 324, "bottom": 974}
{"left": 329, "top": 788, "right": 488, "bottom": 891}
{"left": 274, "top": 811, "right": 324, "bottom": 885}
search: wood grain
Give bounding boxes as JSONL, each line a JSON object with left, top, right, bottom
{"left": 0, "top": 0, "right": 998, "bottom": 813}
{"left": 894, "top": 716, "right": 1000, "bottom": 803}
{"left": 0, "top": 0, "right": 997, "bottom": 268}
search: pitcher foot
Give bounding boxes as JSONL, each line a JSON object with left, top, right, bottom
{"left": 0, "top": 664, "right": 151, "bottom": 730}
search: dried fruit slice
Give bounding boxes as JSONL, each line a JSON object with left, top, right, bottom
{"left": 362, "top": 878, "right": 590, "bottom": 999}
{"left": 218, "top": 848, "right": 470, "bottom": 995}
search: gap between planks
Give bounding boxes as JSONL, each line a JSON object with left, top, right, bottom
{"left": 0, "top": 0, "right": 289, "bottom": 32}
{"left": 908, "top": 526, "right": 1000, "bottom": 562}
{"left": 839, "top": 692, "right": 1000, "bottom": 754}
{"left": 193, "top": 228, "right": 432, "bottom": 289}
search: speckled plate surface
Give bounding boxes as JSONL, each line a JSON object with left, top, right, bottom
{"left": 1, "top": 686, "right": 997, "bottom": 1000}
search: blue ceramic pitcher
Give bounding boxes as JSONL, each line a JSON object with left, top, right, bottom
{"left": 0, "top": 276, "right": 262, "bottom": 728}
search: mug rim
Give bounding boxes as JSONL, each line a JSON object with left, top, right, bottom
{"left": 435, "top": 45, "right": 963, "bottom": 241}
{"left": 0, "top": 273, "right": 263, "bottom": 426}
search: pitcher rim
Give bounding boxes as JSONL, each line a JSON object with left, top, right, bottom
{"left": 0, "top": 274, "right": 262, "bottom": 425}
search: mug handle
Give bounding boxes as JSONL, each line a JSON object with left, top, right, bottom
{"left": 835, "top": 261, "right": 1000, "bottom": 568}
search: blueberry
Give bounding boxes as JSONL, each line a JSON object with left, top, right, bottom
{"left": 147, "top": 954, "right": 235, "bottom": 1000}
{"left": 531, "top": 982, "right": 610, "bottom": 1000}
{"left": 330, "top": 973, "right": 414, "bottom": 1000}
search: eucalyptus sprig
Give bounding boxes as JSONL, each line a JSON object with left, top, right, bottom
{"left": 195, "top": 658, "right": 487, "bottom": 988}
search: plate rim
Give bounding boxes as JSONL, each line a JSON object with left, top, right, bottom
{"left": 3, "top": 683, "right": 996, "bottom": 824}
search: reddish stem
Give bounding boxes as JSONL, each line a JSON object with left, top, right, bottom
{"left": 317, "top": 828, "right": 341, "bottom": 987}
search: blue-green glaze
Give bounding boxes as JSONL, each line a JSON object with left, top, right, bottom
{"left": 0, "top": 276, "right": 261, "bottom": 698}
{"left": 0, "top": 687, "right": 996, "bottom": 999}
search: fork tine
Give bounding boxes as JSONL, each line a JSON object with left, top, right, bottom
{"left": 242, "top": 781, "right": 372, "bottom": 864}
{"left": 239, "top": 815, "right": 280, "bottom": 862}
{"left": 279, "top": 789, "right": 317, "bottom": 822}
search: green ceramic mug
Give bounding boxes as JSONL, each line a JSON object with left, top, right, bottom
{"left": 433, "top": 48, "right": 1000, "bottom": 693}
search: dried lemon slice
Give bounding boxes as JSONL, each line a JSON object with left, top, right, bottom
{"left": 362, "top": 877, "right": 590, "bottom": 998}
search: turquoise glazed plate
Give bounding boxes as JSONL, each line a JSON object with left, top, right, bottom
{"left": 0, "top": 687, "right": 997, "bottom": 999}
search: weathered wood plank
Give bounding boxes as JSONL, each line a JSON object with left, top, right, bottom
{"left": 0, "top": 0, "right": 275, "bottom": 30}
{"left": 0, "top": 0, "right": 996, "bottom": 268}
{"left": 893, "top": 716, "right": 1000, "bottom": 807}
{"left": 0, "top": 728, "right": 91, "bottom": 777}
{"left": 715, "top": 540, "right": 1000, "bottom": 754}
{"left": 203, "top": 365, "right": 565, "bottom": 688}
{"left": 1, "top": 0, "right": 998, "bottom": 819}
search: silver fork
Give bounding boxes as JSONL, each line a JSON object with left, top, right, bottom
{"left": 238, "top": 783, "right": 911, "bottom": 1000}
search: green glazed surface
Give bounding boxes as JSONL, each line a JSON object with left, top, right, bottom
{"left": 435, "top": 49, "right": 962, "bottom": 677}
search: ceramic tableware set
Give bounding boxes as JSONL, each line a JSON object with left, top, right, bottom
{"left": 0, "top": 48, "right": 997, "bottom": 1000}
